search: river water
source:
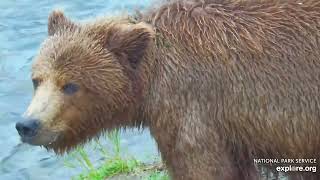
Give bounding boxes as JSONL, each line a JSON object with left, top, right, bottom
{"left": 0, "top": 0, "right": 158, "bottom": 179}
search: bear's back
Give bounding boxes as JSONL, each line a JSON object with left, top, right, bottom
{"left": 145, "top": 0, "right": 320, "bottom": 159}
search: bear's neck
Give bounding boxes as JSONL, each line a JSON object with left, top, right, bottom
{"left": 131, "top": 32, "right": 172, "bottom": 126}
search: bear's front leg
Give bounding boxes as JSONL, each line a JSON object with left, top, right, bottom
{"left": 167, "top": 145, "right": 241, "bottom": 180}
{"left": 151, "top": 117, "right": 257, "bottom": 180}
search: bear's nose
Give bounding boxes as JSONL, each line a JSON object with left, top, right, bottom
{"left": 16, "top": 119, "right": 40, "bottom": 138}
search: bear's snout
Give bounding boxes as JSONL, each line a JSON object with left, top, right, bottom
{"left": 16, "top": 119, "right": 40, "bottom": 138}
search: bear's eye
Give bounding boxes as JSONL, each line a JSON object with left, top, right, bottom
{"left": 62, "top": 83, "right": 79, "bottom": 95}
{"left": 32, "top": 79, "right": 40, "bottom": 90}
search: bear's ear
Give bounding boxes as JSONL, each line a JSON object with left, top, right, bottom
{"left": 105, "top": 23, "right": 154, "bottom": 69}
{"left": 48, "top": 10, "right": 78, "bottom": 36}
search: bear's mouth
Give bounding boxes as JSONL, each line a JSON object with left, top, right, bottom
{"left": 20, "top": 135, "right": 37, "bottom": 144}
{"left": 20, "top": 131, "right": 59, "bottom": 146}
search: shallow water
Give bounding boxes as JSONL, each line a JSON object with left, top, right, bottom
{"left": 0, "top": 1, "right": 158, "bottom": 179}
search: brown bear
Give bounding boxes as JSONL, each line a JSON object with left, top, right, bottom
{"left": 15, "top": 0, "right": 320, "bottom": 179}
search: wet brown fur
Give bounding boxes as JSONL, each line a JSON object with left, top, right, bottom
{"left": 31, "top": 0, "right": 320, "bottom": 179}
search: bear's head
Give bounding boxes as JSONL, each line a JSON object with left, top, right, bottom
{"left": 15, "top": 10, "right": 154, "bottom": 153}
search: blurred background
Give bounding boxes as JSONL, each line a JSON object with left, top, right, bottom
{"left": 0, "top": 0, "right": 159, "bottom": 179}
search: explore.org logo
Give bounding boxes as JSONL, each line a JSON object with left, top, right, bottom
{"left": 253, "top": 158, "right": 317, "bottom": 173}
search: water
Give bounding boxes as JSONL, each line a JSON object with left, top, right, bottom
{"left": 0, "top": 1, "right": 158, "bottom": 179}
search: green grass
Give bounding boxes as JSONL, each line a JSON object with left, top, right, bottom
{"left": 64, "top": 130, "right": 170, "bottom": 180}
{"left": 74, "top": 157, "right": 140, "bottom": 180}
